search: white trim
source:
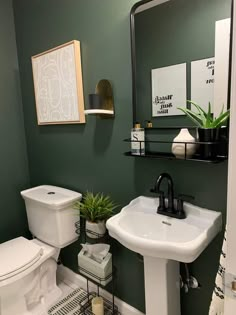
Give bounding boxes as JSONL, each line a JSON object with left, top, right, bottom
{"left": 225, "top": 0, "right": 236, "bottom": 313}
{"left": 214, "top": 18, "right": 231, "bottom": 117}
{"left": 57, "top": 265, "right": 144, "bottom": 315}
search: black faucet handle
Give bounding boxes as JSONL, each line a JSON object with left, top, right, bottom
{"left": 176, "top": 198, "right": 186, "bottom": 219}
{"left": 175, "top": 194, "right": 193, "bottom": 219}
{"left": 177, "top": 194, "right": 194, "bottom": 202}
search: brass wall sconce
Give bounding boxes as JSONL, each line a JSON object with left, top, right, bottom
{"left": 85, "top": 79, "right": 115, "bottom": 117}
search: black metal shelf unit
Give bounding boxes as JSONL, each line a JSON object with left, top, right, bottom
{"left": 124, "top": 126, "right": 228, "bottom": 163}
{"left": 144, "top": 126, "right": 198, "bottom": 130}
{"left": 75, "top": 221, "right": 119, "bottom": 315}
{"left": 124, "top": 150, "right": 227, "bottom": 163}
{"left": 79, "top": 292, "right": 119, "bottom": 315}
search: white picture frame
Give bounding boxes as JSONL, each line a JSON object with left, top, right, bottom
{"left": 31, "top": 40, "right": 85, "bottom": 125}
{"left": 191, "top": 57, "right": 215, "bottom": 112}
{"left": 152, "top": 63, "right": 187, "bottom": 117}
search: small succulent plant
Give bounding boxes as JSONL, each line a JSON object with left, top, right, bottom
{"left": 178, "top": 101, "right": 230, "bottom": 129}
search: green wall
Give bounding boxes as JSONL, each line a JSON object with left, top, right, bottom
{"left": 0, "top": 0, "right": 30, "bottom": 243}
{"left": 13, "top": 1, "right": 228, "bottom": 314}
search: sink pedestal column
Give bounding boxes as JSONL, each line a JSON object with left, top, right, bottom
{"left": 144, "top": 257, "right": 180, "bottom": 315}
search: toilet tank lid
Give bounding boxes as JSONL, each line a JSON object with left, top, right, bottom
{"left": 0, "top": 237, "right": 43, "bottom": 280}
{"left": 21, "top": 185, "right": 82, "bottom": 210}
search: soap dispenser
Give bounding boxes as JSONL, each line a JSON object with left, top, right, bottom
{"left": 131, "top": 122, "right": 145, "bottom": 155}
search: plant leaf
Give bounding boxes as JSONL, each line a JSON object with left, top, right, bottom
{"left": 177, "top": 107, "right": 202, "bottom": 127}
{"left": 74, "top": 191, "right": 118, "bottom": 222}
{"left": 205, "top": 102, "right": 212, "bottom": 128}
{"left": 212, "top": 110, "right": 230, "bottom": 128}
{"left": 179, "top": 101, "right": 230, "bottom": 129}
{"left": 187, "top": 100, "right": 208, "bottom": 127}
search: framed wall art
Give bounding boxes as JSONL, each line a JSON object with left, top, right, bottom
{"left": 152, "top": 63, "right": 187, "bottom": 117}
{"left": 32, "top": 40, "right": 85, "bottom": 125}
{"left": 191, "top": 57, "right": 215, "bottom": 112}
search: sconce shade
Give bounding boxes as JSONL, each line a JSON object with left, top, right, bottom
{"left": 88, "top": 94, "right": 103, "bottom": 109}
{"left": 85, "top": 79, "right": 114, "bottom": 117}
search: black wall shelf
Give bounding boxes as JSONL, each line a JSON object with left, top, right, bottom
{"left": 144, "top": 126, "right": 198, "bottom": 130}
{"left": 124, "top": 138, "right": 228, "bottom": 163}
{"left": 124, "top": 151, "right": 227, "bottom": 163}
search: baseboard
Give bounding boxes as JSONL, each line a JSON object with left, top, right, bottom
{"left": 57, "top": 264, "right": 144, "bottom": 315}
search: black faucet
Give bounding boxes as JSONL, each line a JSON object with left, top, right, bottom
{"left": 150, "top": 173, "right": 188, "bottom": 219}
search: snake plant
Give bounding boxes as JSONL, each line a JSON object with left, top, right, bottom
{"left": 178, "top": 101, "right": 230, "bottom": 128}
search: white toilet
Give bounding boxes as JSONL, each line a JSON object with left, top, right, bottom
{"left": 0, "top": 185, "right": 82, "bottom": 315}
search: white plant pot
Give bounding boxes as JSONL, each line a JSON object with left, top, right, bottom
{"left": 86, "top": 220, "right": 106, "bottom": 239}
{"left": 172, "top": 128, "right": 196, "bottom": 159}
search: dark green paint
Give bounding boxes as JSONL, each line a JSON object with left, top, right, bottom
{"left": 13, "top": 1, "right": 228, "bottom": 314}
{"left": 0, "top": 0, "right": 30, "bottom": 243}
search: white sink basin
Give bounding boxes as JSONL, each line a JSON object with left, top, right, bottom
{"left": 106, "top": 196, "right": 222, "bottom": 263}
{"left": 107, "top": 196, "right": 222, "bottom": 315}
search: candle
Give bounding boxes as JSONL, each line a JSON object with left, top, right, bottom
{"left": 91, "top": 296, "right": 104, "bottom": 315}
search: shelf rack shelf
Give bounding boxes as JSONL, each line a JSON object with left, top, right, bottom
{"left": 124, "top": 134, "right": 228, "bottom": 163}
{"left": 124, "top": 151, "right": 227, "bottom": 163}
{"left": 124, "top": 126, "right": 228, "bottom": 164}
{"left": 80, "top": 292, "right": 120, "bottom": 315}
{"left": 75, "top": 220, "right": 118, "bottom": 315}
{"left": 144, "top": 126, "right": 198, "bottom": 130}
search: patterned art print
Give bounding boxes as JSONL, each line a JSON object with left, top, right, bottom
{"left": 32, "top": 41, "right": 85, "bottom": 124}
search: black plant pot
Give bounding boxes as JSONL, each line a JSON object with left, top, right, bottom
{"left": 198, "top": 128, "right": 219, "bottom": 160}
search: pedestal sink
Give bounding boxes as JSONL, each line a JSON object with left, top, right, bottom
{"left": 106, "top": 196, "right": 222, "bottom": 315}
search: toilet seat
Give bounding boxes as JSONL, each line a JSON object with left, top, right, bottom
{"left": 0, "top": 238, "right": 57, "bottom": 288}
{"left": 0, "top": 237, "right": 43, "bottom": 281}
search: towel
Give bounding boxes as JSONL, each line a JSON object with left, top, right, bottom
{"left": 209, "top": 230, "right": 227, "bottom": 315}
{"left": 24, "top": 270, "right": 43, "bottom": 307}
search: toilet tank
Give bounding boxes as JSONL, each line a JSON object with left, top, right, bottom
{"left": 21, "top": 185, "right": 82, "bottom": 248}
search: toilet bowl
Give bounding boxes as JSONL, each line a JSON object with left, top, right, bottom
{"left": 0, "top": 185, "right": 82, "bottom": 315}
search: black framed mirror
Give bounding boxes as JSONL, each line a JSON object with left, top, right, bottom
{"left": 130, "top": 0, "right": 233, "bottom": 128}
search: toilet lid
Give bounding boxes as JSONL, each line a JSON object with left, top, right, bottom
{"left": 21, "top": 185, "right": 82, "bottom": 210}
{"left": 0, "top": 237, "right": 43, "bottom": 281}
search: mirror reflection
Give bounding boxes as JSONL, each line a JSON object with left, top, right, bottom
{"left": 133, "top": 0, "right": 232, "bottom": 127}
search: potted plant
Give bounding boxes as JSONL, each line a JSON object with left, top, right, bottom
{"left": 178, "top": 101, "right": 230, "bottom": 159}
{"left": 74, "top": 192, "right": 117, "bottom": 239}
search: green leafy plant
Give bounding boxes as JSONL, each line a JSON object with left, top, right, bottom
{"left": 74, "top": 192, "right": 117, "bottom": 222}
{"left": 178, "top": 101, "right": 230, "bottom": 128}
